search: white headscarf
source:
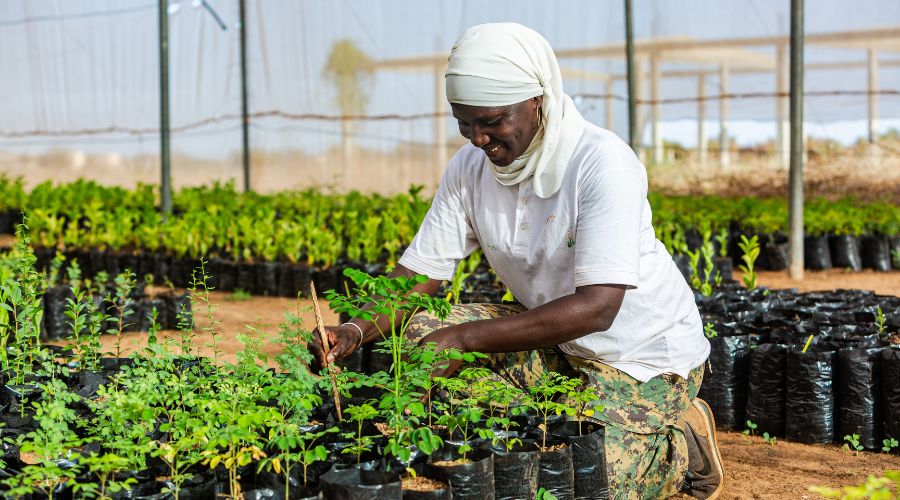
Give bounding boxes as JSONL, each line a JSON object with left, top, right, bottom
{"left": 446, "top": 23, "right": 586, "bottom": 198}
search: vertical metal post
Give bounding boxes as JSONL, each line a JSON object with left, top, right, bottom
{"left": 788, "top": 0, "right": 804, "bottom": 279}
{"left": 434, "top": 63, "right": 448, "bottom": 188}
{"left": 624, "top": 0, "right": 638, "bottom": 153}
{"left": 776, "top": 43, "right": 789, "bottom": 168}
{"left": 604, "top": 76, "right": 614, "bottom": 131}
{"left": 650, "top": 52, "right": 662, "bottom": 164}
{"left": 158, "top": 0, "right": 172, "bottom": 215}
{"left": 718, "top": 64, "right": 730, "bottom": 168}
{"left": 239, "top": 0, "right": 251, "bottom": 192}
{"left": 867, "top": 48, "right": 878, "bottom": 145}
{"left": 697, "top": 73, "right": 707, "bottom": 167}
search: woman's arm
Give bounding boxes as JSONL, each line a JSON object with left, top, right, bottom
{"left": 420, "top": 284, "right": 627, "bottom": 355}
{"left": 309, "top": 263, "right": 443, "bottom": 366}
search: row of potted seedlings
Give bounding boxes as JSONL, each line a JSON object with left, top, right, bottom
{"left": 0, "top": 231, "right": 612, "bottom": 500}
{"left": 695, "top": 281, "right": 900, "bottom": 451}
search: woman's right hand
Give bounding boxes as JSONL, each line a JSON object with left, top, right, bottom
{"left": 309, "top": 324, "right": 362, "bottom": 369}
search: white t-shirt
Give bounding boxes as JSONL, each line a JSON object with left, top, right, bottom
{"left": 398, "top": 122, "right": 709, "bottom": 382}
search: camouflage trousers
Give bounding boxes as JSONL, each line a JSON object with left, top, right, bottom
{"left": 406, "top": 303, "right": 704, "bottom": 500}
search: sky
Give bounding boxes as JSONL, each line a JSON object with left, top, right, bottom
{"left": 0, "top": 0, "right": 898, "bottom": 159}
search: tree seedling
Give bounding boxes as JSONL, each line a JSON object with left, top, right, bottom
{"left": 762, "top": 432, "right": 777, "bottom": 446}
{"left": 106, "top": 270, "right": 136, "bottom": 359}
{"left": 341, "top": 403, "right": 379, "bottom": 464}
{"left": 567, "top": 381, "right": 601, "bottom": 436}
{"left": 259, "top": 421, "right": 338, "bottom": 495}
{"left": 738, "top": 234, "right": 760, "bottom": 291}
{"left": 70, "top": 452, "right": 138, "bottom": 500}
{"left": 704, "top": 322, "right": 718, "bottom": 339}
{"left": 2, "top": 463, "right": 77, "bottom": 500}
{"left": 882, "top": 438, "right": 899, "bottom": 454}
{"left": 528, "top": 372, "right": 579, "bottom": 450}
{"left": 875, "top": 306, "right": 887, "bottom": 336}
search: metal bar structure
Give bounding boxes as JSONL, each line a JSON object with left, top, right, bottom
{"left": 788, "top": 0, "right": 805, "bottom": 279}
{"left": 158, "top": 0, "right": 171, "bottom": 215}
{"left": 624, "top": 0, "right": 638, "bottom": 153}
{"left": 239, "top": 0, "right": 251, "bottom": 192}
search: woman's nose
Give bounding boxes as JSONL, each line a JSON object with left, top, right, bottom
{"left": 469, "top": 125, "right": 490, "bottom": 148}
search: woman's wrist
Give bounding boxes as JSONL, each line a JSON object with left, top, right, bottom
{"left": 340, "top": 322, "right": 365, "bottom": 351}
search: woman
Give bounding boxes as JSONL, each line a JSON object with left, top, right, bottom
{"left": 312, "top": 23, "right": 723, "bottom": 499}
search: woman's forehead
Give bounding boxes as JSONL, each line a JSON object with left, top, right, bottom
{"left": 450, "top": 102, "right": 518, "bottom": 120}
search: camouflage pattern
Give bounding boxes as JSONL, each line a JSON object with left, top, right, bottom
{"left": 407, "top": 303, "right": 705, "bottom": 499}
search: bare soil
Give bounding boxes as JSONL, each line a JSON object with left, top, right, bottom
{"left": 402, "top": 476, "right": 449, "bottom": 492}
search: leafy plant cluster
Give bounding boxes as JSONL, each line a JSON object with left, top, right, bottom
{"left": 3, "top": 176, "right": 895, "bottom": 273}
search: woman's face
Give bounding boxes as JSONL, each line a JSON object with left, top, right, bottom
{"left": 451, "top": 96, "right": 543, "bottom": 167}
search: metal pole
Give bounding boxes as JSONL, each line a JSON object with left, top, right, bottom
{"left": 239, "top": 0, "right": 251, "bottom": 192}
{"left": 158, "top": 0, "right": 172, "bottom": 215}
{"left": 697, "top": 73, "right": 707, "bottom": 167}
{"left": 624, "top": 0, "right": 638, "bottom": 153}
{"left": 788, "top": 0, "right": 804, "bottom": 279}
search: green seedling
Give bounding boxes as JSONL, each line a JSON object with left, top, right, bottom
{"left": 1, "top": 463, "right": 77, "bottom": 500}
{"left": 876, "top": 306, "right": 887, "bottom": 336}
{"left": 446, "top": 264, "right": 471, "bottom": 305}
{"left": 883, "top": 438, "right": 899, "bottom": 454}
{"left": 536, "top": 487, "right": 560, "bottom": 500}
{"left": 844, "top": 434, "right": 864, "bottom": 455}
{"left": 70, "top": 452, "right": 138, "bottom": 500}
{"left": 528, "top": 372, "right": 580, "bottom": 450}
{"left": 704, "top": 323, "right": 718, "bottom": 339}
{"left": 743, "top": 420, "right": 758, "bottom": 437}
{"left": 501, "top": 287, "right": 516, "bottom": 303}
{"left": 567, "top": 381, "right": 602, "bottom": 436}
{"left": 342, "top": 403, "right": 379, "bottom": 464}
{"left": 106, "top": 270, "right": 137, "bottom": 359}
{"left": 762, "top": 432, "right": 777, "bottom": 446}
{"left": 738, "top": 234, "right": 760, "bottom": 290}
{"left": 259, "top": 422, "right": 338, "bottom": 494}
{"left": 715, "top": 228, "right": 729, "bottom": 259}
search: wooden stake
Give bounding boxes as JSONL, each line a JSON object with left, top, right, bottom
{"left": 311, "top": 283, "right": 342, "bottom": 420}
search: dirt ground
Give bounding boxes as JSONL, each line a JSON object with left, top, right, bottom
{"left": 76, "top": 269, "right": 900, "bottom": 499}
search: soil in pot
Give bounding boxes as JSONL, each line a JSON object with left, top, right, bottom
{"left": 402, "top": 475, "right": 452, "bottom": 500}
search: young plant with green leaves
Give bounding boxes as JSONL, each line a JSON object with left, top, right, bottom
{"left": 258, "top": 420, "right": 339, "bottom": 495}
{"left": 341, "top": 403, "right": 379, "bottom": 464}
{"left": 704, "top": 322, "right": 718, "bottom": 339}
{"left": 528, "top": 372, "right": 580, "bottom": 450}
{"left": 883, "top": 438, "right": 899, "bottom": 454}
{"left": 567, "top": 380, "right": 601, "bottom": 436}
{"left": 325, "top": 268, "right": 450, "bottom": 436}
{"left": 2, "top": 222, "right": 46, "bottom": 385}
{"left": 106, "top": 270, "right": 136, "bottom": 359}
{"left": 69, "top": 452, "right": 138, "bottom": 500}
{"left": 1, "top": 463, "right": 77, "bottom": 500}
{"left": 738, "top": 234, "right": 760, "bottom": 290}
{"left": 844, "top": 434, "right": 864, "bottom": 455}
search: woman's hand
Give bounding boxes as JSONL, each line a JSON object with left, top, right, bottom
{"left": 418, "top": 325, "right": 468, "bottom": 378}
{"left": 309, "top": 324, "right": 362, "bottom": 368}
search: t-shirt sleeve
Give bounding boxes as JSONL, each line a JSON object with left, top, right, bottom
{"left": 573, "top": 150, "right": 645, "bottom": 289}
{"left": 398, "top": 156, "right": 479, "bottom": 281}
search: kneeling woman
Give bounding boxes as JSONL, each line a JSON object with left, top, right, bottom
{"left": 312, "top": 22, "right": 723, "bottom": 499}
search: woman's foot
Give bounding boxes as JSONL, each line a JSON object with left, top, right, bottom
{"left": 682, "top": 398, "right": 725, "bottom": 499}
